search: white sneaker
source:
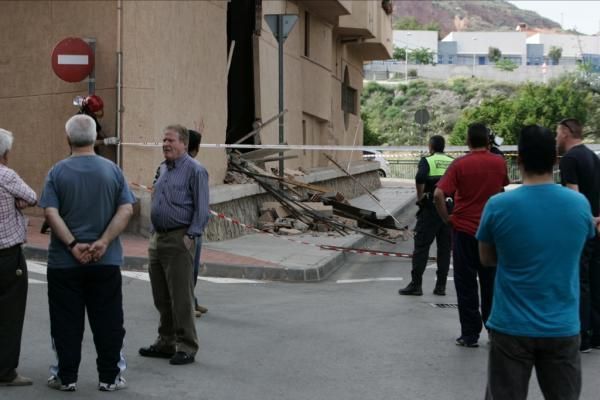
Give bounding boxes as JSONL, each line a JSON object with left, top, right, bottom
{"left": 47, "top": 375, "right": 77, "bottom": 391}
{"left": 98, "top": 376, "right": 127, "bottom": 392}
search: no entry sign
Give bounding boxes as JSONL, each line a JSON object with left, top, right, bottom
{"left": 51, "top": 37, "right": 94, "bottom": 82}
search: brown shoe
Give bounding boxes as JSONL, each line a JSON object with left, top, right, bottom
{"left": 195, "top": 305, "right": 208, "bottom": 314}
{"left": 0, "top": 374, "right": 33, "bottom": 386}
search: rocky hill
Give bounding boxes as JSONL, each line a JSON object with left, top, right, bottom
{"left": 393, "top": 0, "right": 562, "bottom": 37}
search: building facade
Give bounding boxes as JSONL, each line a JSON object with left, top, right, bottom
{"left": 0, "top": 0, "right": 392, "bottom": 212}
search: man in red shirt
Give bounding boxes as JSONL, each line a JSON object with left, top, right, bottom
{"left": 434, "top": 123, "right": 509, "bottom": 347}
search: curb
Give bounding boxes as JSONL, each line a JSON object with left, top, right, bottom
{"left": 23, "top": 193, "right": 416, "bottom": 283}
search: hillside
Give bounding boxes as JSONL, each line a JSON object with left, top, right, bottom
{"left": 393, "top": 0, "right": 562, "bottom": 37}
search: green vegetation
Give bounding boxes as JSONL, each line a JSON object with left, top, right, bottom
{"left": 488, "top": 47, "right": 502, "bottom": 63}
{"left": 393, "top": 16, "right": 440, "bottom": 32}
{"left": 361, "top": 74, "right": 600, "bottom": 147}
{"left": 450, "top": 75, "right": 596, "bottom": 144}
{"left": 495, "top": 58, "right": 518, "bottom": 71}
{"left": 392, "top": 47, "right": 436, "bottom": 65}
{"left": 548, "top": 46, "right": 562, "bottom": 65}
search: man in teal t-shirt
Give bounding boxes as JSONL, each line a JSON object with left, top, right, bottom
{"left": 477, "top": 125, "right": 597, "bottom": 400}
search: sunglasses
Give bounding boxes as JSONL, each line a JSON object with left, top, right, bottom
{"left": 558, "top": 119, "right": 577, "bottom": 135}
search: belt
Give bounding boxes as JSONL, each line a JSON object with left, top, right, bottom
{"left": 154, "top": 226, "right": 187, "bottom": 234}
{"left": 0, "top": 244, "right": 22, "bottom": 255}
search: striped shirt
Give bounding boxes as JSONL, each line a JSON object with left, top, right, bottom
{"left": 0, "top": 164, "right": 37, "bottom": 249}
{"left": 151, "top": 154, "right": 210, "bottom": 236}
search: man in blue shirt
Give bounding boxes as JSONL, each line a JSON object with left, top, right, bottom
{"left": 477, "top": 125, "right": 597, "bottom": 400}
{"left": 39, "top": 114, "right": 136, "bottom": 392}
{"left": 139, "top": 124, "right": 210, "bottom": 366}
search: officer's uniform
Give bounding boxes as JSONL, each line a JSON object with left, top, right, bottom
{"left": 401, "top": 152, "right": 453, "bottom": 295}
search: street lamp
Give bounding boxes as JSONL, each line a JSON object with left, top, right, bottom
{"left": 405, "top": 32, "right": 412, "bottom": 84}
{"left": 472, "top": 37, "right": 477, "bottom": 78}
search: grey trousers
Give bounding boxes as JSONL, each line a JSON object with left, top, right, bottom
{"left": 485, "top": 330, "right": 581, "bottom": 400}
{"left": 148, "top": 229, "right": 198, "bottom": 354}
{"left": 0, "top": 245, "right": 27, "bottom": 382}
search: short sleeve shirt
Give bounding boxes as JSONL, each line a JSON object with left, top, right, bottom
{"left": 39, "top": 155, "right": 136, "bottom": 268}
{"left": 559, "top": 144, "right": 600, "bottom": 216}
{"left": 436, "top": 151, "right": 509, "bottom": 236}
{"left": 477, "top": 184, "right": 595, "bottom": 337}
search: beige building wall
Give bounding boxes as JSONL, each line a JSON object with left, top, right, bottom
{"left": 0, "top": 1, "right": 117, "bottom": 209}
{"left": 120, "top": 1, "right": 228, "bottom": 188}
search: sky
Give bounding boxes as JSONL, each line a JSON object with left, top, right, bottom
{"left": 508, "top": 1, "right": 600, "bottom": 35}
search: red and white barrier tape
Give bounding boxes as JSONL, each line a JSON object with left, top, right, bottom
{"left": 130, "top": 182, "right": 425, "bottom": 260}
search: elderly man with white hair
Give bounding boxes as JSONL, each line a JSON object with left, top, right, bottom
{"left": 0, "top": 128, "right": 37, "bottom": 387}
{"left": 39, "top": 114, "right": 136, "bottom": 392}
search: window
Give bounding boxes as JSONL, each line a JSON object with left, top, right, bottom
{"left": 304, "top": 12, "right": 310, "bottom": 58}
{"left": 448, "top": 56, "right": 454, "bottom": 64}
{"left": 341, "top": 67, "right": 356, "bottom": 130}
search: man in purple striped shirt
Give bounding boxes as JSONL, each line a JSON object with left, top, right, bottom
{"left": 0, "top": 128, "right": 37, "bottom": 387}
{"left": 140, "top": 124, "right": 210, "bottom": 366}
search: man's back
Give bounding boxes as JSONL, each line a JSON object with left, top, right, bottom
{"left": 40, "top": 155, "right": 132, "bottom": 267}
{"left": 478, "top": 184, "right": 595, "bottom": 337}
{"left": 560, "top": 144, "right": 600, "bottom": 216}
{"left": 437, "top": 151, "right": 508, "bottom": 235}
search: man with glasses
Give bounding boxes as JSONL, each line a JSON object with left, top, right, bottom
{"left": 556, "top": 118, "right": 600, "bottom": 352}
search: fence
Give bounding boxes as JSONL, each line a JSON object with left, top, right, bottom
{"left": 384, "top": 152, "right": 559, "bottom": 183}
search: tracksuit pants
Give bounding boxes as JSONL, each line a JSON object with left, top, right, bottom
{"left": 411, "top": 205, "right": 451, "bottom": 285}
{"left": 47, "top": 265, "right": 126, "bottom": 385}
{"left": 452, "top": 229, "right": 496, "bottom": 342}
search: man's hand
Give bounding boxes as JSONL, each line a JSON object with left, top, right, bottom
{"left": 15, "top": 199, "right": 32, "bottom": 209}
{"left": 103, "top": 137, "right": 120, "bottom": 146}
{"left": 88, "top": 239, "right": 109, "bottom": 262}
{"left": 193, "top": 118, "right": 205, "bottom": 135}
{"left": 71, "top": 243, "right": 92, "bottom": 264}
{"left": 183, "top": 235, "right": 194, "bottom": 250}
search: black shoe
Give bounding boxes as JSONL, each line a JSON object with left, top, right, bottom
{"left": 139, "top": 344, "right": 175, "bottom": 359}
{"left": 399, "top": 282, "right": 423, "bottom": 296}
{"left": 433, "top": 285, "right": 446, "bottom": 296}
{"left": 169, "top": 352, "right": 195, "bottom": 365}
{"left": 456, "top": 337, "right": 479, "bottom": 348}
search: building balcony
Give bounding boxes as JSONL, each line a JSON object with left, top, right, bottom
{"left": 342, "top": 3, "right": 393, "bottom": 60}
{"left": 298, "top": 0, "right": 351, "bottom": 25}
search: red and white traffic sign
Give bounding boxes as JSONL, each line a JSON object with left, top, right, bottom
{"left": 51, "top": 37, "right": 94, "bottom": 82}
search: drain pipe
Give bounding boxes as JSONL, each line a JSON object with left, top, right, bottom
{"left": 116, "top": 0, "right": 123, "bottom": 168}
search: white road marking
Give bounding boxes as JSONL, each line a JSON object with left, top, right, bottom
{"left": 27, "top": 260, "right": 264, "bottom": 284}
{"left": 336, "top": 277, "right": 404, "bottom": 284}
{"left": 426, "top": 264, "right": 454, "bottom": 270}
{"left": 28, "top": 278, "right": 46, "bottom": 284}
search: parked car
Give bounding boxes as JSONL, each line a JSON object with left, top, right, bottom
{"left": 362, "top": 150, "right": 391, "bottom": 177}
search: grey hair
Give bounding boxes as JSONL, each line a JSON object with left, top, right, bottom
{"left": 0, "top": 128, "right": 14, "bottom": 157}
{"left": 65, "top": 114, "right": 97, "bottom": 147}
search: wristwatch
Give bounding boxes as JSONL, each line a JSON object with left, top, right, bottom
{"left": 68, "top": 239, "right": 78, "bottom": 249}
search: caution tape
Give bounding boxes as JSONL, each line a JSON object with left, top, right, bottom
{"left": 130, "top": 182, "right": 422, "bottom": 260}
{"left": 121, "top": 141, "right": 520, "bottom": 153}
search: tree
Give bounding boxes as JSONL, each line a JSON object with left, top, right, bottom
{"left": 488, "top": 47, "right": 502, "bottom": 63}
{"left": 409, "top": 47, "right": 435, "bottom": 65}
{"left": 548, "top": 46, "right": 562, "bottom": 65}
{"left": 449, "top": 77, "right": 592, "bottom": 145}
{"left": 393, "top": 47, "right": 407, "bottom": 61}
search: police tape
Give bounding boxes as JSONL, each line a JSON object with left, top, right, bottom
{"left": 121, "top": 141, "right": 519, "bottom": 154}
{"left": 129, "top": 182, "right": 429, "bottom": 260}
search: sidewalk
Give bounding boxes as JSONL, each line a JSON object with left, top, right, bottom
{"left": 24, "top": 179, "right": 415, "bottom": 282}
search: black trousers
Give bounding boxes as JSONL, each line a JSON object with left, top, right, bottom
{"left": 452, "top": 229, "right": 496, "bottom": 342}
{"left": 0, "top": 245, "right": 27, "bottom": 382}
{"left": 410, "top": 205, "right": 451, "bottom": 285}
{"left": 485, "top": 330, "right": 581, "bottom": 400}
{"left": 47, "top": 266, "right": 125, "bottom": 385}
{"left": 579, "top": 236, "right": 600, "bottom": 346}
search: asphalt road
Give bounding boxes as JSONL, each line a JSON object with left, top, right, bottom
{"left": 6, "top": 206, "right": 600, "bottom": 400}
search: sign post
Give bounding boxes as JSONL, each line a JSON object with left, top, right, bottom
{"left": 414, "top": 108, "right": 430, "bottom": 151}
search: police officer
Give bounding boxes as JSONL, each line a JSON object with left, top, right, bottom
{"left": 400, "top": 135, "right": 453, "bottom": 296}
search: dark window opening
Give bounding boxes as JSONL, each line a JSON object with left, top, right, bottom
{"left": 226, "top": 0, "right": 258, "bottom": 148}
{"left": 304, "top": 12, "right": 310, "bottom": 58}
{"left": 341, "top": 67, "right": 357, "bottom": 130}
